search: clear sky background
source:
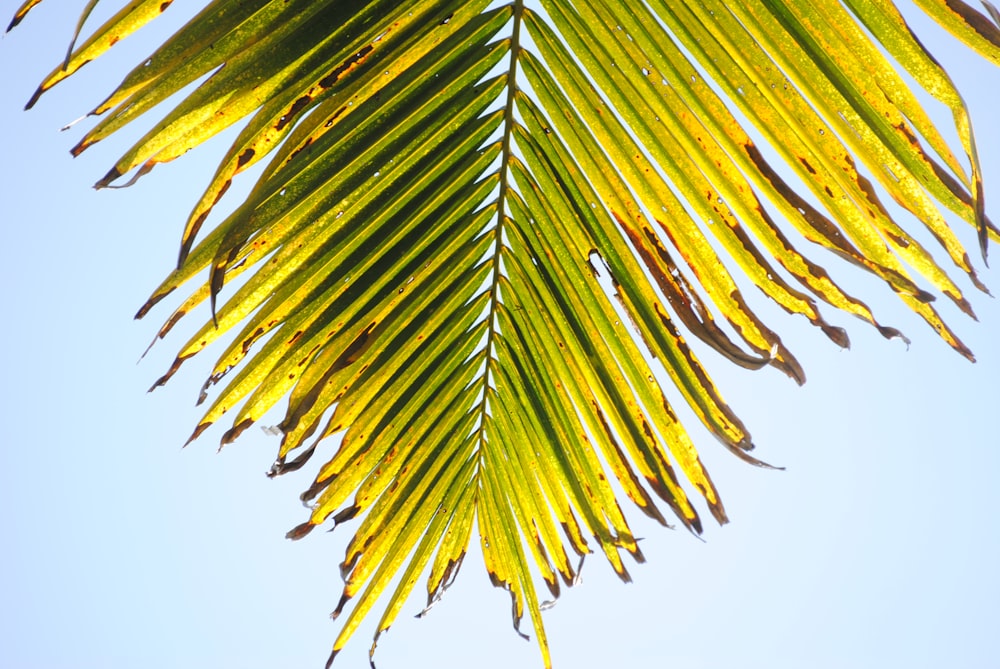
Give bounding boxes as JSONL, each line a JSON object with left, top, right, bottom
{"left": 1, "top": 3, "right": 998, "bottom": 669}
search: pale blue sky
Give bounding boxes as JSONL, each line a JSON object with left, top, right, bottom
{"left": 1, "top": 3, "right": 998, "bottom": 669}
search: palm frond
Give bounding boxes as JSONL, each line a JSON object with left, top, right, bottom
{"left": 13, "top": 0, "right": 999, "bottom": 666}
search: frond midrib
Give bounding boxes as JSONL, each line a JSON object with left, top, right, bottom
{"left": 475, "top": 0, "right": 526, "bottom": 474}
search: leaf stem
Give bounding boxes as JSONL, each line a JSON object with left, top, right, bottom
{"left": 476, "top": 0, "right": 525, "bottom": 464}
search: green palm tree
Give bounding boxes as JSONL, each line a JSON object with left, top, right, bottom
{"left": 11, "top": 0, "right": 998, "bottom": 666}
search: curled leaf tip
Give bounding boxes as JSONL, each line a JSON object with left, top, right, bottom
{"left": 333, "top": 505, "right": 359, "bottom": 524}
{"left": 821, "top": 324, "right": 851, "bottom": 349}
{"left": 266, "top": 457, "right": 286, "bottom": 478}
{"left": 707, "top": 500, "right": 728, "bottom": 526}
{"left": 103, "top": 162, "right": 154, "bottom": 189}
{"left": 94, "top": 166, "right": 121, "bottom": 188}
{"left": 510, "top": 608, "right": 530, "bottom": 641}
{"left": 876, "top": 325, "right": 909, "bottom": 346}
{"left": 727, "top": 445, "right": 783, "bottom": 470}
{"left": 330, "top": 592, "right": 351, "bottom": 620}
{"left": 23, "top": 86, "right": 44, "bottom": 111}
{"left": 415, "top": 598, "right": 438, "bottom": 618}
{"left": 184, "top": 422, "right": 211, "bottom": 447}
{"left": 953, "top": 296, "right": 977, "bottom": 320}
{"left": 135, "top": 288, "right": 174, "bottom": 319}
{"left": 286, "top": 521, "right": 315, "bottom": 541}
{"left": 59, "top": 115, "right": 88, "bottom": 132}
{"left": 221, "top": 418, "right": 254, "bottom": 446}
{"left": 148, "top": 357, "right": 184, "bottom": 392}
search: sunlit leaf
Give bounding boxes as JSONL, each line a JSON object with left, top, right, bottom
{"left": 13, "top": 0, "right": 997, "bottom": 666}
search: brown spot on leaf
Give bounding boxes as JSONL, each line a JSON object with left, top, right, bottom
{"left": 286, "top": 136, "right": 314, "bottom": 163}
{"left": 236, "top": 148, "right": 255, "bottom": 168}
{"left": 276, "top": 95, "right": 312, "bottom": 131}
{"left": 319, "top": 45, "right": 373, "bottom": 88}
{"left": 241, "top": 327, "right": 267, "bottom": 354}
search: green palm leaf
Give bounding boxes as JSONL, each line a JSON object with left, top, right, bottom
{"left": 12, "top": 0, "right": 998, "bottom": 665}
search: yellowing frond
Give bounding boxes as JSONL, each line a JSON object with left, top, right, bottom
{"left": 13, "top": 0, "right": 997, "bottom": 666}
